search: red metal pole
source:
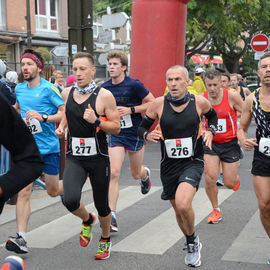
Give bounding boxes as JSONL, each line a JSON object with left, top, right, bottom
{"left": 130, "top": 0, "right": 190, "bottom": 97}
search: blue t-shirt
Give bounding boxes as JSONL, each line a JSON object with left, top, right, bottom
{"left": 101, "top": 76, "right": 149, "bottom": 136}
{"left": 15, "top": 78, "right": 65, "bottom": 155}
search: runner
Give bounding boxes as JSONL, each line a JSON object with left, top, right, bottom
{"left": 55, "top": 52, "right": 120, "bottom": 260}
{"left": 237, "top": 52, "right": 270, "bottom": 265}
{"left": 138, "top": 65, "right": 217, "bottom": 267}
{"left": 0, "top": 93, "right": 43, "bottom": 215}
{"left": 230, "top": 73, "right": 251, "bottom": 100}
{"left": 101, "top": 50, "right": 155, "bottom": 232}
{"left": 5, "top": 48, "right": 65, "bottom": 254}
{"left": 203, "top": 69, "right": 243, "bottom": 224}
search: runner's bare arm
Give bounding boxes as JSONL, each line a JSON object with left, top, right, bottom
{"left": 237, "top": 94, "right": 258, "bottom": 150}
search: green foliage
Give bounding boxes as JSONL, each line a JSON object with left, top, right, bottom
{"left": 186, "top": 0, "right": 270, "bottom": 73}
{"left": 93, "top": 0, "right": 132, "bottom": 18}
{"left": 35, "top": 47, "right": 52, "bottom": 62}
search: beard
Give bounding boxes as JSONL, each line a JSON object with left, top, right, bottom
{"left": 24, "top": 69, "right": 39, "bottom": 82}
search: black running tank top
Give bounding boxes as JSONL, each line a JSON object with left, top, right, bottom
{"left": 66, "top": 87, "right": 108, "bottom": 160}
{"left": 159, "top": 95, "right": 203, "bottom": 169}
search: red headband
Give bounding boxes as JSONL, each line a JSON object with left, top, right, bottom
{"left": 21, "top": 53, "right": 43, "bottom": 69}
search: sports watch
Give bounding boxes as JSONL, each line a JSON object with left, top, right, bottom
{"left": 42, "top": 114, "right": 48, "bottom": 122}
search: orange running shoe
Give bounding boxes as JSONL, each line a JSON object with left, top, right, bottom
{"left": 207, "top": 209, "right": 222, "bottom": 224}
{"left": 80, "top": 213, "right": 95, "bottom": 247}
{"left": 233, "top": 180, "right": 240, "bottom": 191}
{"left": 95, "top": 240, "right": 112, "bottom": 260}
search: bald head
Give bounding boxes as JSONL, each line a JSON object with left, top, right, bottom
{"left": 166, "top": 65, "right": 189, "bottom": 80}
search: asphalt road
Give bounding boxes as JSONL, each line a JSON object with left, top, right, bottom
{"left": 0, "top": 124, "right": 269, "bottom": 270}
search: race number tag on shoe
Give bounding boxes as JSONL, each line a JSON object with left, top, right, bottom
{"left": 72, "top": 137, "right": 97, "bottom": 156}
{"left": 259, "top": 137, "right": 270, "bottom": 156}
{"left": 24, "top": 118, "right": 43, "bottom": 134}
{"left": 165, "top": 137, "right": 193, "bottom": 158}
{"left": 120, "top": 115, "right": 133, "bottom": 129}
{"left": 216, "top": 119, "right": 227, "bottom": 133}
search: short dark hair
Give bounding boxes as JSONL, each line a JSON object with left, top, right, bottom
{"left": 22, "top": 48, "right": 45, "bottom": 70}
{"left": 72, "top": 52, "right": 95, "bottom": 66}
{"left": 258, "top": 51, "right": 270, "bottom": 69}
{"left": 221, "top": 73, "right": 230, "bottom": 81}
{"left": 205, "top": 69, "right": 221, "bottom": 80}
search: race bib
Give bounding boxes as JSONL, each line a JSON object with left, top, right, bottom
{"left": 216, "top": 119, "right": 227, "bottom": 133}
{"left": 165, "top": 137, "right": 193, "bottom": 158}
{"left": 24, "top": 118, "right": 43, "bottom": 134}
{"left": 259, "top": 138, "right": 270, "bottom": 156}
{"left": 72, "top": 137, "right": 97, "bottom": 156}
{"left": 120, "top": 114, "right": 133, "bottom": 129}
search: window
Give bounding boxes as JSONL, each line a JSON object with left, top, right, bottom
{"left": 35, "top": 0, "right": 58, "bottom": 32}
{"left": 0, "top": 0, "right": 6, "bottom": 30}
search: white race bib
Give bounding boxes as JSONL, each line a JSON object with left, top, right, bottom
{"left": 24, "top": 118, "right": 43, "bottom": 134}
{"left": 165, "top": 137, "right": 193, "bottom": 158}
{"left": 120, "top": 114, "right": 133, "bottom": 129}
{"left": 72, "top": 137, "right": 97, "bottom": 156}
{"left": 259, "top": 138, "right": 270, "bottom": 156}
{"left": 216, "top": 119, "right": 227, "bottom": 133}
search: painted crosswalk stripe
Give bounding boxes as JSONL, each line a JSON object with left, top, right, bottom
{"left": 22, "top": 186, "right": 161, "bottom": 249}
{"left": 222, "top": 210, "right": 270, "bottom": 264}
{"left": 112, "top": 188, "right": 234, "bottom": 255}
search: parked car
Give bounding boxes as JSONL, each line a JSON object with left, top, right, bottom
{"left": 247, "top": 83, "right": 260, "bottom": 92}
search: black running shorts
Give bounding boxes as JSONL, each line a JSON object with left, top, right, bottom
{"left": 160, "top": 159, "right": 204, "bottom": 200}
{"left": 203, "top": 138, "right": 240, "bottom": 163}
{"left": 252, "top": 148, "right": 270, "bottom": 176}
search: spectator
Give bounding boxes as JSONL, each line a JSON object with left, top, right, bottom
{"left": 53, "top": 70, "right": 65, "bottom": 92}
{"left": 65, "top": 74, "right": 76, "bottom": 87}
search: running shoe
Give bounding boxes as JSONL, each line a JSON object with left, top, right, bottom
{"left": 216, "top": 173, "right": 224, "bottom": 186}
{"left": 185, "top": 235, "right": 202, "bottom": 267}
{"left": 1, "top": 256, "right": 25, "bottom": 270}
{"left": 267, "top": 258, "right": 270, "bottom": 265}
{"left": 141, "top": 167, "right": 151, "bottom": 195}
{"left": 233, "top": 180, "right": 240, "bottom": 191}
{"left": 110, "top": 215, "right": 118, "bottom": 232}
{"left": 5, "top": 234, "right": 28, "bottom": 254}
{"left": 79, "top": 213, "right": 95, "bottom": 247}
{"left": 95, "top": 240, "right": 112, "bottom": 260}
{"left": 207, "top": 209, "right": 222, "bottom": 224}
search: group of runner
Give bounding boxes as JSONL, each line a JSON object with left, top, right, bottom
{"left": 0, "top": 48, "right": 270, "bottom": 268}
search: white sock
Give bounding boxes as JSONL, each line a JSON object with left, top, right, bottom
{"left": 18, "top": 232, "right": 26, "bottom": 240}
{"left": 111, "top": 211, "right": 116, "bottom": 219}
{"left": 214, "top": 208, "right": 221, "bottom": 212}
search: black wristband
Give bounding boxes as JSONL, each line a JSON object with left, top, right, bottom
{"left": 130, "top": 106, "right": 135, "bottom": 114}
{"left": 208, "top": 127, "right": 216, "bottom": 136}
{"left": 94, "top": 117, "right": 101, "bottom": 127}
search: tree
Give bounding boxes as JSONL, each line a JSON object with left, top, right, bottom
{"left": 186, "top": 0, "right": 270, "bottom": 73}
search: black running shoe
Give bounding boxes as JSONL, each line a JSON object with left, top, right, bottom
{"left": 141, "top": 167, "right": 151, "bottom": 195}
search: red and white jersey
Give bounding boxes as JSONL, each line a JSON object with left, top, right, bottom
{"left": 204, "top": 88, "right": 237, "bottom": 143}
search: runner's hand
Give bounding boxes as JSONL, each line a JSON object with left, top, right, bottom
{"left": 55, "top": 126, "right": 65, "bottom": 138}
{"left": 203, "top": 130, "right": 213, "bottom": 150}
{"left": 243, "top": 138, "right": 258, "bottom": 151}
{"left": 117, "top": 106, "right": 131, "bottom": 116}
{"left": 83, "top": 104, "right": 97, "bottom": 124}
{"left": 146, "top": 130, "right": 161, "bottom": 143}
{"left": 26, "top": 110, "right": 42, "bottom": 122}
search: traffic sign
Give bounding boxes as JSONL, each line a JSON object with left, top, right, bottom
{"left": 251, "top": 34, "right": 269, "bottom": 52}
{"left": 98, "top": 30, "right": 115, "bottom": 43}
{"left": 102, "top": 12, "right": 129, "bottom": 29}
{"left": 50, "top": 46, "right": 68, "bottom": 57}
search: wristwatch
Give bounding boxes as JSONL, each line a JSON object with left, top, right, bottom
{"left": 130, "top": 106, "right": 136, "bottom": 114}
{"left": 208, "top": 125, "right": 216, "bottom": 136}
{"left": 42, "top": 114, "right": 48, "bottom": 122}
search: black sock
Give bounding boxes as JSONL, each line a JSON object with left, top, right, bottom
{"left": 101, "top": 236, "right": 110, "bottom": 242}
{"left": 186, "top": 232, "right": 196, "bottom": 244}
{"left": 83, "top": 213, "right": 93, "bottom": 225}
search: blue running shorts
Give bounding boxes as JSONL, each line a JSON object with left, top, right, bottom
{"left": 108, "top": 134, "right": 145, "bottom": 152}
{"left": 41, "top": 153, "right": 60, "bottom": 175}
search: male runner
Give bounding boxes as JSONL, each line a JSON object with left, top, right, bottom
{"left": 101, "top": 50, "right": 155, "bottom": 232}
{"left": 203, "top": 69, "right": 243, "bottom": 224}
{"left": 238, "top": 52, "right": 270, "bottom": 264}
{"left": 5, "top": 48, "right": 65, "bottom": 254}
{"left": 230, "top": 73, "right": 251, "bottom": 100}
{"left": 0, "top": 93, "right": 43, "bottom": 215}
{"left": 138, "top": 65, "right": 217, "bottom": 267}
{"left": 56, "top": 52, "right": 120, "bottom": 260}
